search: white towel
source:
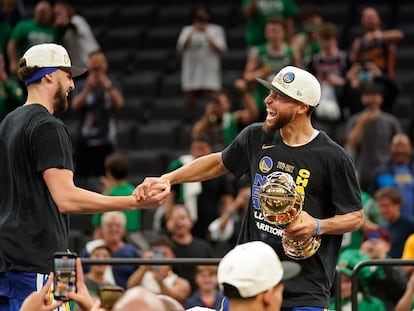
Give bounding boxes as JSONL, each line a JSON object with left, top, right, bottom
{"left": 179, "top": 154, "right": 202, "bottom": 221}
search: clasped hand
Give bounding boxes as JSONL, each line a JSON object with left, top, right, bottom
{"left": 133, "top": 177, "right": 171, "bottom": 208}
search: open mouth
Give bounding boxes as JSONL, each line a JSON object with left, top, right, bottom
{"left": 266, "top": 110, "right": 277, "bottom": 122}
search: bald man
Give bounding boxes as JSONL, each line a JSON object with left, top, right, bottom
{"left": 112, "top": 287, "right": 166, "bottom": 311}
{"left": 158, "top": 294, "right": 185, "bottom": 311}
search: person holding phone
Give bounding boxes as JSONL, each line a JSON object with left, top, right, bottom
{"left": 176, "top": 3, "right": 227, "bottom": 113}
{"left": 127, "top": 236, "right": 191, "bottom": 304}
{"left": 0, "top": 43, "right": 170, "bottom": 311}
{"left": 20, "top": 258, "right": 105, "bottom": 311}
{"left": 19, "top": 275, "right": 64, "bottom": 311}
{"left": 53, "top": 252, "right": 78, "bottom": 302}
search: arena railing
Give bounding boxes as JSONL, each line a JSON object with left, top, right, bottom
{"left": 351, "top": 259, "right": 414, "bottom": 311}
{"left": 81, "top": 257, "right": 342, "bottom": 309}
{"left": 81, "top": 257, "right": 414, "bottom": 311}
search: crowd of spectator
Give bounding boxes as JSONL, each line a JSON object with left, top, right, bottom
{"left": 2, "top": 0, "right": 414, "bottom": 310}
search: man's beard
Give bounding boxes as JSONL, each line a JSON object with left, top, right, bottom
{"left": 53, "top": 82, "right": 68, "bottom": 113}
{"left": 262, "top": 111, "right": 294, "bottom": 133}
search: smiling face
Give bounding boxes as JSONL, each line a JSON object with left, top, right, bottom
{"left": 166, "top": 205, "right": 193, "bottom": 237}
{"left": 262, "top": 90, "right": 305, "bottom": 132}
{"left": 101, "top": 214, "right": 126, "bottom": 244}
{"left": 52, "top": 69, "right": 74, "bottom": 113}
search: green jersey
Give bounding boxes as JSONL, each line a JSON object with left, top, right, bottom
{"left": 253, "top": 42, "right": 294, "bottom": 112}
{"left": 0, "top": 79, "right": 24, "bottom": 122}
{"left": 92, "top": 183, "right": 141, "bottom": 232}
{"left": 340, "top": 191, "right": 381, "bottom": 254}
{"left": 10, "top": 19, "right": 59, "bottom": 60}
{"left": 243, "top": 0, "right": 298, "bottom": 46}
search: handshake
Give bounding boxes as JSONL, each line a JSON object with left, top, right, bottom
{"left": 132, "top": 177, "right": 171, "bottom": 208}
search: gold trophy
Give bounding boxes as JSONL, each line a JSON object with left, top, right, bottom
{"left": 258, "top": 171, "right": 321, "bottom": 260}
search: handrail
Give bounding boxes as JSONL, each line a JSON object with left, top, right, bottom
{"left": 333, "top": 268, "right": 342, "bottom": 311}
{"left": 81, "top": 257, "right": 343, "bottom": 310}
{"left": 351, "top": 258, "right": 414, "bottom": 311}
{"left": 81, "top": 257, "right": 222, "bottom": 266}
{"left": 81, "top": 257, "right": 414, "bottom": 311}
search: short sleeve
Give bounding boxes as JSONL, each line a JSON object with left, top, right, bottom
{"left": 222, "top": 126, "right": 251, "bottom": 179}
{"left": 32, "top": 120, "right": 74, "bottom": 173}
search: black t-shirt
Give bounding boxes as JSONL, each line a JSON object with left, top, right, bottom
{"left": 172, "top": 237, "right": 214, "bottom": 291}
{"left": 0, "top": 104, "right": 74, "bottom": 273}
{"left": 194, "top": 176, "right": 234, "bottom": 240}
{"left": 171, "top": 176, "right": 234, "bottom": 240}
{"left": 72, "top": 77, "right": 119, "bottom": 142}
{"left": 222, "top": 123, "right": 362, "bottom": 308}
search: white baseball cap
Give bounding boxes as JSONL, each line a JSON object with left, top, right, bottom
{"left": 217, "top": 241, "right": 301, "bottom": 298}
{"left": 22, "top": 43, "right": 87, "bottom": 78}
{"left": 257, "top": 66, "right": 321, "bottom": 107}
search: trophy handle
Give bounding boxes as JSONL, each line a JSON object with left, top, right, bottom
{"left": 282, "top": 235, "right": 321, "bottom": 260}
{"left": 258, "top": 171, "right": 322, "bottom": 260}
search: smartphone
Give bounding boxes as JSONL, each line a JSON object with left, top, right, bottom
{"left": 53, "top": 252, "right": 77, "bottom": 301}
{"left": 153, "top": 247, "right": 164, "bottom": 259}
{"left": 152, "top": 247, "right": 164, "bottom": 270}
{"left": 99, "top": 285, "right": 124, "bottom": 310}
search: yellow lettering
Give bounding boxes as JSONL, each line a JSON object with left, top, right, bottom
{"left": 296, "top": 176, "right": 308, "bottom": 187}
{"left": 296, "top": 185, "right": 305, "bottom": 196}
{"left": 298, "top": 169, "right": 310, "bottom": 178}
{"left": 295, "top": 169, "right": 310, "bottom": 196}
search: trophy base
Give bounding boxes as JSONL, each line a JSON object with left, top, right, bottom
{"left": 282, "top": 235, "right": 321, "bottom": 260}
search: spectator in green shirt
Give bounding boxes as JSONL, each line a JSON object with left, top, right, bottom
{"left": 331, "top": 249, "right": 387, "bottom": 311}
{"left": 0, "top": 52, "right": 24, "bottom": 122}
{"left": 93, "top": 152, "right": 145, "bottom": 251}
{"left": 340, "top": 190, "right": 382, "bottom": 255}
{"left": 7, "top": 0, "right": 59, "bottom": 74}
{"left": 242, "top": 0, "right": 298, "bottom": 47}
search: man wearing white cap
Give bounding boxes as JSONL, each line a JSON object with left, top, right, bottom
{"left": 0, "top": 43, "right": 170, "bottom": 311}
{"left": 141, "top": 65, "right": 363, "bottom": 310}
{"left": 218, "top": 241, "right": 300, "bottom": 311}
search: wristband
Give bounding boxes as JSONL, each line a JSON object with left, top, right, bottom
{"left": 314, "top": 218, "right": 321, "bottom": 236}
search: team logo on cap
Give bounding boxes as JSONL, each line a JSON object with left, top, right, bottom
{"left": 64, "top": 54, "right": 70, "bottom": 65}
{"left": 259, "top": 157, "right": 273, "bottom": 173}
{"left": 282, "top": 72, "right": 295, "bottom": 83}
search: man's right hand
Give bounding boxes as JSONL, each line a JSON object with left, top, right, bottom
{"left": 133, "top": 178, "right": 171, "bottom": 208}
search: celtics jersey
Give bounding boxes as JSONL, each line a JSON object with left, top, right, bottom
{"left": 253, "top": 43, "right": 294, "bottom": 112}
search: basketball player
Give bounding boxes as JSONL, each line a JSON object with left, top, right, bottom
{"left": 0, "top": 43, "right": 169, "bottom": 311}
{"left": 139, "top": 66, "right": 363, "bottom": 310}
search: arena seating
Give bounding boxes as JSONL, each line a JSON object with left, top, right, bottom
{"left": 20, "top": 0, "right": 414, "bottom": 252}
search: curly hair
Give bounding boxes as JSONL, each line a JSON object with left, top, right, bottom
{"left": 16, "top": 58, "right": 42, "bottom": 84}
